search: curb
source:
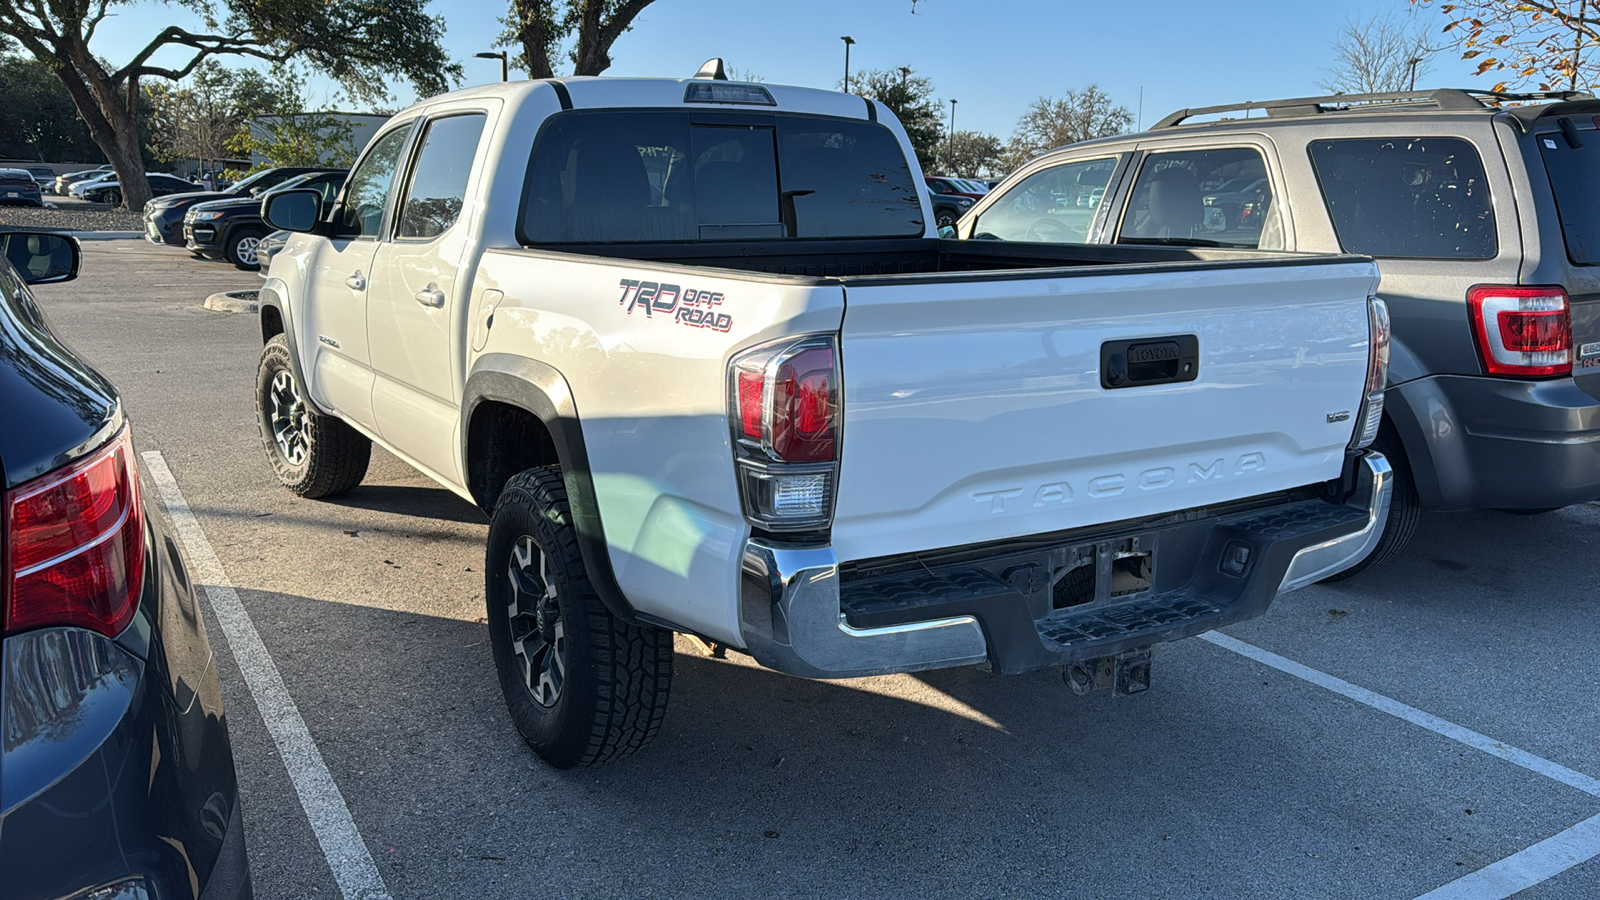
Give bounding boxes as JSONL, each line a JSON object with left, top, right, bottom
{"left": 71, "top": 231, "right": 144, "bottom": 241}
{"left": 204, "top": 290, "right": 260, "bottom": 314}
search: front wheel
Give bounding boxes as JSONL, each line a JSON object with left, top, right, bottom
{"left": 254, "top": 335, "right": 370, "bottom": 498}
{"left": 226, "top": 227, "right": 267, "bottom": 270}
{"left": 486, "top": 467, "right": 673, "bottom": 768}
{"left": 935, "top": 209, "right": 958, "bottom": 228}
{"left": 104, "top": 189, "right": 121, "bottom": 207}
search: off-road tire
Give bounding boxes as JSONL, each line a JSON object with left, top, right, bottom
{"left": 486, "top": 467, "right": 673, "bottom": 768}
{"left": 255, "top": 335, "right": 370, "bottom": 498}
{"left": 1324, "top": 425, "right": 1421, "bottom": 582}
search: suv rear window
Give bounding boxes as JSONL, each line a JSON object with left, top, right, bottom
{"left": 1308, "top": 137, "right": 1497, "bottom": 259}
{"left": 1536, "top": 132, "right": 1600, "bottom": 264}
{"left": 521, "top": 110, "right": 923, "bottom": 243}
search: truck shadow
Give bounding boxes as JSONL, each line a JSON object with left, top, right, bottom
{"left": 322, "top": 483, "right": 488, "bottom": 526}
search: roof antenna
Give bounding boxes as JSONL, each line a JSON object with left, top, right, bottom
{"left": 693, "top": 58, "right": 728, "bottom": 80}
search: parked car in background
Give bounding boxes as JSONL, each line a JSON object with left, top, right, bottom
{"left": 53, "top": 165, "right": 112, "bottom": 195}
{"left": 960, "top": 87, "right": 1600, "bottom": 578}
{"left": 77, "top": 173, "right": 196, "bottom": 206}
{"left": 0, "top": 168, "right": 44, "bottom": 207}
{"left": 187, "top": 170, "right": 347, "bottom": 269}
{"left": 931, "top": 191, "right": 974, "bottom": 228}
{"left": 24, "top": 166, "right": 55, "bottom": 191}
{"left": 145, "top": 167, "right": 344, "bottom": 247}
{"left": 925, "top": 175, "right": 987, "bottom": 200}
{"left": 0, "top": 231, "right": 251, "bottom": 899}
{"left": 255, "top": 229, "right": 290, "bottom": 277}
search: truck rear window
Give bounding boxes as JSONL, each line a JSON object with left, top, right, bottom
{"left": 521, "top": 110, "right": 924, "bottom": 243}
{"left": 1536, "top": 132, "right": 1600, "bottom": 265}
{"left": 1308, "top": 137, "right": 1497, "bottom": 260}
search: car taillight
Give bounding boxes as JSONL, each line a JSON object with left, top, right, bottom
{"left": 1350, "top": 297, "right": 1391, "bottom": 450}
{"left": 3, "top": 427, "right": 144, "bottom": 637}
{"left": 728, "top": 336, "right": 840, "bottom": 531}
{"left": 1468, "top": 285, "right": 1571, "bottom": 377}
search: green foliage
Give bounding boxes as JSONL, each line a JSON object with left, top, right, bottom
{"left": 0, "top": 53, "right": 103, "bottom": 161}
{"left": 852, "top": 67, "right": 946, "bottom": 171}
{"left": 944, "top": 130, "right": 1006, "bottom": 178}
{"left": 146, "top": 62, "right": 273, "bottom": 166}
{"left": 222, "top": 70, "right": 358, "bottom": 171}
{"left": 500, "top": 0, "right": 660, "bottom": 78}
{"left": 1007, "top": 86, "right": 1132, "bottom": 168}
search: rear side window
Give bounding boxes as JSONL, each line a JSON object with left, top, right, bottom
{"left": 521, "top": 110, "right": 923, "bottom": 243}
{"left": 972, "top": 156, "right": 1120, "bottom": 244}
{"left": 397, "top": 113, "right": 487, "bottom": 240}
{"left": 1536, "top": 132, "right": 1600, "bottom": 264}
{"left": 1309, "top": 137, "right": 1497, "bottom": 259}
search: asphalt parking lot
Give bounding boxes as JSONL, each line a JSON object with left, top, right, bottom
{"left": 29, "top": 240, "right": 1600, "bottom": 899}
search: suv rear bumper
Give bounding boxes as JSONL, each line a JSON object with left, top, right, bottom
{"left": 1391, "top": 374, "right": 1600, "bottom": 510}
{"left": 738, "top": 453, "right": 1391, "bottom": 679}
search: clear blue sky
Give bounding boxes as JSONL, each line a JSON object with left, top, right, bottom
{"left": 90, "top": 0, "right": 1484, "bottom": 138}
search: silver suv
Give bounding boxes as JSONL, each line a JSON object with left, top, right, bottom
{"left": 960, "top": 88, "right": 1600, "bottom": 578}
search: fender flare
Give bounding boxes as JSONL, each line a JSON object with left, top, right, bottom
{"left": 256, "top": 279, "right": 330, "bottom": 417}
{"left": 1377, "top": 333, "right": 1445, "bottom": 508}
{"left": 462, "top": 354, "right": 638, "bottom": 623}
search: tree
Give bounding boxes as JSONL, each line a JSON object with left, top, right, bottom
{"left": 1007, "top": 86, "right": 1132, "bottom": 165}
{"left": 943, "top": 130, "right": 1005, "bottom": 178}
{"left": 502, "top": 0, "right": 659, "bottom": 78}
{"left": 1321, "top": 11, "right": 1437, "bottom": 94}
{"left": 0, "top": 53, "right": 103, "bottom": 161}
{"left": 224, "top": 70, "right": 358, "bottom": 172}
{"left": 146, "top": 63, "right": 273, "bottom": 174}
{"left": 1414, "top": 0, "right": 1600, "bottom": 92}
{"left": 0, "top": 1, "right": 459, "bottom": 210}
{"left": 853, "top": 67, "right": 945, "bottom": 171}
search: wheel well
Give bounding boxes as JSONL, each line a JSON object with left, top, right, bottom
{"left": 466, "top": 401, "right": 561, "bottom": 513}
{"left": 261, "top": 304, "right": 284, "bottom": 343}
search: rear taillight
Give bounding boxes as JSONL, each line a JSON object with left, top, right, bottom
{"left": 1351, "top": 297, "right": 1391, "bottom": 449}
{"left": 729, "top": 336, "right": 840, "bottom": 531}
{"left": 1468, "top": 285, "right": 1572, "bottom": 377}
{"left": 3, "top": 427, "right": 144, "bottom": 637}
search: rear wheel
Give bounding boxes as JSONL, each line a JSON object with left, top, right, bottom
{"left": 104, "top": 189, "right": 121, "bottom": 207}
{"left": 226, "top": 227, "right": 267, "bottom": 270}
{"left": 1324, "top": 425, "right": 1421, "bottom": 582}
{"left": 254, "top": 335, "right": 370, "bottom": 498}
{"left": 486, "top": 467, "right": 673, "bottom": 768}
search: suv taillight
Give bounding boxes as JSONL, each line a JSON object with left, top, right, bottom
{"left": 1468, "top": 285, "right": 1572, "bottom": 377}
{"left": 729, "top": 336, "right": 840, "bottom": 531}
{"left": 1351, "top": 296, "right": 1391, "bottom": 450}
{"left": 2, "top": 427, "right": 144, "bottom": 637}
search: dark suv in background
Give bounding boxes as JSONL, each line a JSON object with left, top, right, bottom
{"left": 186, "top": 170, "right": 346, "bottom": 270}
{"left": 961, "top": 88, "right": 1600, "bottom": 577}
{"left": 144, "top": 167, "right": 341, "bottom": 247}
{"left": 0, "top": 231, "right": 250, "bottom": 898}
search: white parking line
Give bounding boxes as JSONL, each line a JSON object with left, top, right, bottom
{"left": 1200, "top": 632, "right": 1600, "bottom": 897}
{"left": 142, "top": 451, "right": 393, "bottom": 900}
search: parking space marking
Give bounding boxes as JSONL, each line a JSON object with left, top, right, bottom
{"left": 1201, "top": 632, "right": 1600, "bottom": 898}
{"left": 143, "top": 451, "right": 393, "bottom": 900}
{"left": 1200, "top": 632, "right": 1600, "bottom": 797}
{"left": 1416, "top": 812, "right": 1600, "bottom": 899}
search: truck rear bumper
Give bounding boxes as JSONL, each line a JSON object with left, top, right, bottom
{"left": 739, "top": 453, "right": 1391, "bottom": 679}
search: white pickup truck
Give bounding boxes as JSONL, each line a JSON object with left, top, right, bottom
{"left": 253, "top": 65, "right": 1393, "bottom": 768}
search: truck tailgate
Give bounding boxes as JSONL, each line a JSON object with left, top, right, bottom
{"left": 831, "top": 259, "right": 1380, "bottom": 563}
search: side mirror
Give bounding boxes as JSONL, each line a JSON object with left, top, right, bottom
{"left": 1, "top": 231, "right": 80, "bottom": 284}
{"left": 262, "top": 189, "right": 323, "bottom": 233}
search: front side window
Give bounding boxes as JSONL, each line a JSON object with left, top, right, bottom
{"left": 971, "top": 156, "right": 1120, "bottom": 244}
{"left": 340, "top": 124, "right": 413, "bottom": 238}
{"left": 398, "top": 114, "right": 487, "bottom": 240}
{"left": 1309, "top": 137, "right": 1497, "bottom": 259}
{"left": 1116, "top": 146, "right": 1278, "bottom": 249}
{"left": 521, "top": 110, "right": 923, "bottom": 243}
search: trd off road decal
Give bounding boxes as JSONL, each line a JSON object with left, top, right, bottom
{"left": 616, "top": 279, "right": 733, "bottom": 332}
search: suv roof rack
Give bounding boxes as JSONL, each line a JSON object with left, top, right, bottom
{"left": 1151, "top": 88, "right": 1597, "bottom": 129}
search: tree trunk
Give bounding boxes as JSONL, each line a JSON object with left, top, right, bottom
{"left": 45, "top": 44, "right": 154, "bottom": 211}
{"left": 514, "top": 0, "right": 558, "bottom": 79}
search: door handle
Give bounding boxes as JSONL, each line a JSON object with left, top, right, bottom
{"left": 345, "top": 271, "right": 365, "bottom": 290}
{"left": 414, "top": 287, "right": 446, "bottom": 308}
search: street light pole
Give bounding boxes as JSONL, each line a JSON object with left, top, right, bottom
{"left": 1406, "top": 56, "right": 1423, "bottom": 91}
{"left": 841, "top": 36, "right": 855, "bottom": 92}
{"left": 947, "top": 98, "right": 958, "bottom": 172}
{"left": 474, "top": 51, "right": 509, "bottom": 83}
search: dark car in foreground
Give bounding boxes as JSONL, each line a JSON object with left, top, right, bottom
{"left": 145, "top": 167, "right": 342, "bottom": 247}
{"left": 0, "top": 231, "right": 251, "bottom": 899}
{"left": 186, "top": 170, "right": 346, "bottom": 269}
{"left": 0, "top": 169, "right": 44, "bottom": 207}
{"left": 960, "top": 87, "right": 1600, "bottom": 578}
